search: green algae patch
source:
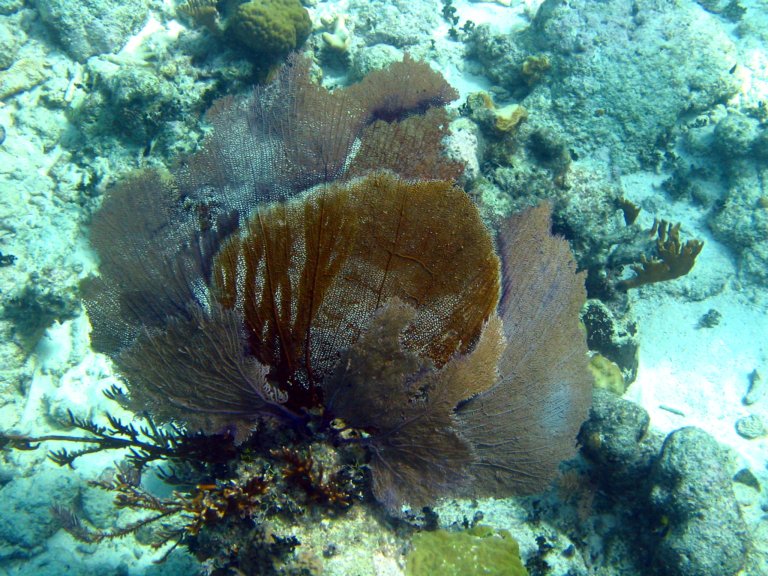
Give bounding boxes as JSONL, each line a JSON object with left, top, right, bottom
{"left": 588, "top": 353, "right": 626, "bottom": 395}
{"left": 405, "top": 526, "right": 528, "bottom": 576}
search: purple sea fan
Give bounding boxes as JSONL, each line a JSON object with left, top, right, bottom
{"left": 81, "top": 54, "right": 592, "bottom": 511}
{"left": 323, "top": 202, "right": 593, "bottom": 511}
{"left": 457, "top": 203, "right": 594, "bottom": 498}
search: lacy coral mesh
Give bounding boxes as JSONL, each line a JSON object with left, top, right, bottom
{"left": 211, "top": 171, "right": 500, "bottom": 399}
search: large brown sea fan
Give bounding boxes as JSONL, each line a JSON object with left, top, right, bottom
{"left": 82, "top": 54, "right": 592, "bottom": 513}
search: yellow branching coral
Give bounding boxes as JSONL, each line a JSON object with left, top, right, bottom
{"left": 620, "top": 219, "right": 704, "bottom": 290}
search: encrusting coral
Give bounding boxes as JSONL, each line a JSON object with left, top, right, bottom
{"left": 9, "top": 53, "right": 593, "bottom": 567}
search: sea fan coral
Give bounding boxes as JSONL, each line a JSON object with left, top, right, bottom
{"left": 83, "top": 54, "right": 592, "bottom": 512}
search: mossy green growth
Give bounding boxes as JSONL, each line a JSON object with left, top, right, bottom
{"left": 588, "top": 353, "right": 626, "bottom": 395}
{"left": 230, "top": 0, "right": 311, "bottom": 61}
{"left": 406, "top": 525, "right": 528, "bottom": 576}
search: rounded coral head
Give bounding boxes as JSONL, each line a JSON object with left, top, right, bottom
{"left": 230, "top": 0, "right": 312, "bottom": 61}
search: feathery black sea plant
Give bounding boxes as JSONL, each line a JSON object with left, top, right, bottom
{"left": 82, "top": 54, "right": 593, "bottom": 513}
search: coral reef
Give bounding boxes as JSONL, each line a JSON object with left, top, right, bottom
{"left": 2, "top": 53, "right": 591, "bottom": 570}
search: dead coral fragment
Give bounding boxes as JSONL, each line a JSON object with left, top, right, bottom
{"left": 619, "top": 220, "right": 704, "bottom": 290}
{"left": 321, "top": 14, "right": 352, "bottom": 53}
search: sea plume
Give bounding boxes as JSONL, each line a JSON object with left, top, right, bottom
{"left": 82, "top": 54, "right": 591, "bottom": 512}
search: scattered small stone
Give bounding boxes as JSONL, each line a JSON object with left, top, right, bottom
{"left": 0, "top": 251, "right": 16, "bottom": 266}
{"left": 659, "top": 404, "right": 686, "bottom": 416}
{"left": 322, "top": 543, "right": 338, "bottom": 558}
{"left": 743, "top": 369, "right": 764, "bottom": 405}
{"left": 696, "top": 308, "right": 722, "bottom": 329}
{"left": 735, "top": 414, "right": 767, "bottom": 439}
{"left": 733, "top": 468, "right": 760, "bottom": 491}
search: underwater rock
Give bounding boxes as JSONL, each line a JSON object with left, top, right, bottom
{"left": 466, "top": 25, "right": 531, "bottom": 99}
{"left": 0, "top": 0, "right": 23, "bottom": 15}
{"left": 2, "top": 270, "right": 81, "bottom": 352}
{"left": 649, "top": 426, "right": 748, "bottom": 576}
{"left": 0, "top": 57, "right": 47, "bottom": 100}
{"left": 0, "top": 18, "right": 23, "bottom": 70}
{"left": 444, "top": 117, "right": 482, "bottom": 185}
{"left": 709, "top": 170, "right": 768, "bottom": 285}
{"left": 349, "top": 43, "right": 402, "bottom": 81}
{"left": 753, "top": 129, "right": 768, "bottom": 162}
{"left": 580, "top": 300, "right": 639, "bottom": 384}
{"left": 0, "top": 473, "right": 79, "bottom": 560}
{"left": 579, "top": 397, "right": 751, "bottom": 576}
{"left": 713, "top": 111, "right": 761, "bottom": 158}
{"left": 349, "top": 0, "right": 439, "bottom": 48}
{"left": 34, "top": 0, "right": 150, "bottom": 62}
{"left": 578, "top": 389, "right": 661, "bottom": 491}
{"left": 530, "top": 0, "right": 738, "bottom": 170}
{"left": 550, "top": 162, "right": 633, "bottom": 283}
{"left": 735, "top": 414, "right": 767, "bottom": 439}
{"left": 99, "top": 64, "right": 181, "bottom": 144}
